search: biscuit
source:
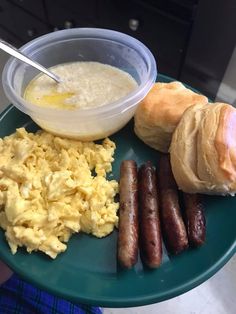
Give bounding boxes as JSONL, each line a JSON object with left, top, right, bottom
{"left": 134, "top": 82, "right": 208, "bottom": 152}
{"left": 170, "top": 102, "right": 236, "bottom": 195}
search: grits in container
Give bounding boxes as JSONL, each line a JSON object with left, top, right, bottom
{"left": 2, "top": 28, "right": 157, "bottom": 140}
{"left": 24, "top": 61, "right": 138, "bottom": 110}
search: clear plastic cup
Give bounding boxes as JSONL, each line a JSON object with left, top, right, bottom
{"left": 2, "top": 28, "right": 157, "bottom": 140}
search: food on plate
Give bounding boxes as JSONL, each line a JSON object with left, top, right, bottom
{"left": 170, "top": 102, "right": 236, "bottom": 195}
{"left": 0, "top": 128, "right": 119, "bottom": 258}
{"left": 134, "top": 82, "right": 208, "bottom": 153}
{"left": 182, "top": 193, "right": 206, "bottom": 247}
{"left": 24, "top": 61, "right": 138, "bottom": 110}
{"left": 138, "top": 161, "right": 162, "bottom": 268}
{"left": 117, "top": 160, "right": 139, "bottom": 268}
{"left": 158, "top": 154, "right": 189, "bottom": 255}
{"left": 117, "top": 156, "right": 206, "bottom": 268}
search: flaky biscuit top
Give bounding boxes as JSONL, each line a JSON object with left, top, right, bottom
{"left": 137, "top": 82, "right": 208, "bottom": 130}
{"left": 215, "top": 103, "right": 236, "bottom": 182}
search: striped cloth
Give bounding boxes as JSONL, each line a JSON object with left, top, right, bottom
{"left": 0, "top": 274, "right": 102, "bottom": 314}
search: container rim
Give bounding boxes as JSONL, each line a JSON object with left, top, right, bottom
{"left": 2, "top": 28, "right": 157, "bottom": 119}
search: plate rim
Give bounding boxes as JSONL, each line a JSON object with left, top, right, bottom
{"left": 0, "top": 237, "right": 235, "bottom": 307}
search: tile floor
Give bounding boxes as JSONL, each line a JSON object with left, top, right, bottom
{"left": 0, "top": 50, "right": 236, "bottom": 314}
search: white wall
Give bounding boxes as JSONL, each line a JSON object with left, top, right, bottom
{"left": 216, "top": 46, "right": 236, "bottom": 106}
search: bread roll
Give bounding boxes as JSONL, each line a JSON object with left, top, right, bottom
{"left": 134, "top": 82, "right": 208, "bottom": 152}
{"left": 170, "top": 102, "right": 236, "bottom": 195}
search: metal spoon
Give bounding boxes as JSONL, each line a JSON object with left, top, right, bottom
{"left": 0, "top": 39, "right": 62, "bottom": 83}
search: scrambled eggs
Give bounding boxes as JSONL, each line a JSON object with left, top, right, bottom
{"left": 0, "top": 128, "right": 119, "bottom": 258}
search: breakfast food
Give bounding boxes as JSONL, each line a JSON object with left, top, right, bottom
{"left": 138, "top": 161, "right": 162, "bottom": 268}
{"left": 0, "top": 128, "right": 119, "bottom": 258}
{"left": 117, "top": 156, "right": 206, "bottom": 268}
{"left": 117, "top": 160, "right": 139, "bottom": 268}
{"left": 158, "top": 154, "right": 189, "bottom": 255}
{"left": 183, "top": 193, "right": 206, "bottom": 247}
{"left": 170, "top": 102, "right": 236, "bottom": 195}
{"left": 134, "top": 82, "right": 208, "bottom": 152}
{"left": 24, "top": 61, "right": 138, "bottom": 110}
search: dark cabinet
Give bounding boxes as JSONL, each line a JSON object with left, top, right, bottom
{"left": 0, "top": 0, "right": 12, "bottom": 27}
{"left": 1, "top": 0, "right": 234, "bottom": 98}
{"left": 0, "top": 26, "right": 22, "bottom": 47}
{"left": 0, "top": 0, "right": 194, "bottom": 78}
{"left": 97, "top": 0, "right": 192, "bottom": 78}
{"left": 8, "top": 0, "right": 47, "bottom": 22}
{"left": 44, "top": 0, "right": 98, "bottom": 30}
{"left": 0, "top": 0, "right": 19, "bottom": 45}
{"left": 0, "top": 0, "right": 195, "bottom": 78}
{"left": 180, "top": 0, "right": 236, "bottom": 99}
{"left": 10, "top": 4, "right": 49, "bottom": 43}
{"left": 0, "top": 0, "right": 49, "bottom": 46}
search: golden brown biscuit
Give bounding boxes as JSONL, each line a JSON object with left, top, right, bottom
{"left": 134, "top": 82, "right": 208, "bottom": 152}
{"left": 170, "top": 102, "right": 236, "bottom": 195}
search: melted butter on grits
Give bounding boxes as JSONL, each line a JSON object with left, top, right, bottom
{"left": 24, "top": 61, "right": 138, "bottom": 110}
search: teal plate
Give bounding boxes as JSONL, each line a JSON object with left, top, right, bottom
{"left": 0, "top": 75, "right": 235, "bottom": 307}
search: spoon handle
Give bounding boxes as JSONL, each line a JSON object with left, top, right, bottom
{"left": 0, "top": 39, "right": 61, "bottom": 83}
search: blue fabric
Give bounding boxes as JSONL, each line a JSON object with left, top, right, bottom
{"left": 0, "top": 274, "right": 102, "bottom": 314}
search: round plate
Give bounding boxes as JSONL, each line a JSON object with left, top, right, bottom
{"left": 0, "top": 75, "right": 235, "bottom": 307}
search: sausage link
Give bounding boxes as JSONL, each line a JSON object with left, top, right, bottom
{"left": 183, "top": 193, "right": 206, "bottom": 247}
{"left": 138, "top": 161, "right": 162, "bottom": 268}
{"left": 158, "top": 154, "right": 189, "bottom": 255}
{"left": 118, "top": 160, "right": 139, "bottom": 268}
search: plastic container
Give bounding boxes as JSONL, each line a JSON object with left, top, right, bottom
{"left": 2, "top": 28, "right": 157, "bottom": 140}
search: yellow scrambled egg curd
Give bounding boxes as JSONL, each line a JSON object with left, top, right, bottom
{"left": 0, "top": 128, "right": 119, "bottom": 258}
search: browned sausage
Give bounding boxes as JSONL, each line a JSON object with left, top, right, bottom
{"left": 183, "top": 193, "right": 206, "bottom": 247}
{"left": 158, "top": 154, "right": 189, "bottom": 255}
{"left": 118, "top": 160, "right": 139, "bottom": 268}
{"left": 138, "top": 161, "right": 162, "bottom": 268}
